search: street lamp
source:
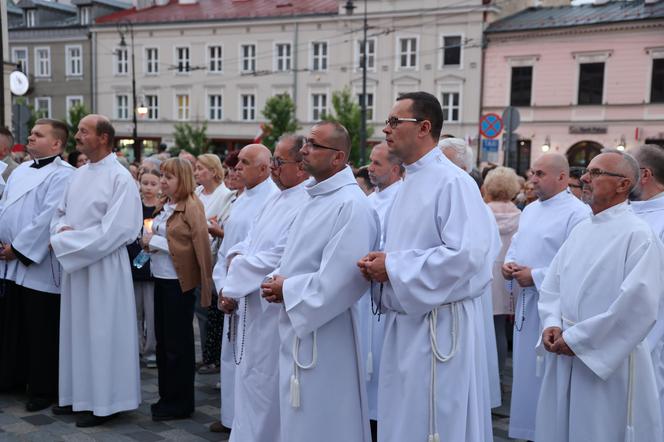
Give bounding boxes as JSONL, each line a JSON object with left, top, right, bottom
{"left": 117, "top": 20, "right": 141, "bottom": 162}
{"left": 345, "top": 0, "right": 368, "bottom": 165}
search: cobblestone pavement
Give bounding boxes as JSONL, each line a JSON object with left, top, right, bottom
{"left": 0, "top": 339, "right": 522, "bottom": 442}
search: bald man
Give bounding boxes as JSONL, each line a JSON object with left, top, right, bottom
{"left": 502, "top": 154, "right": 590, "bottom": 440}
{"left": 50, "top": 114, "right": 143, "bottom": 426}
{"left": 261, "top": 121, "right": 379, "bottom": 442}
{"left": 212, "top": 143, "right": 278, "bottom": 432}
{"left": 536, "top": 151, "right": 664, "bottom": 442}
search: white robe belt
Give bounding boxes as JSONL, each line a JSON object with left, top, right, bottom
{"left": 427, "top": 301, "right": 460, "bottom": 442}
{"left": 291, "top": 331, "right": 318, "bottom": 409}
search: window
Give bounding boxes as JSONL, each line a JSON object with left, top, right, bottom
{"left": 578, "top": 62, "right": 604, "bottom": 105}
{"left": 116, "top": 94, "right": 129, "bottom": 120}
{"left": 311, "top": 93, "right": 328, "bottom": 120}
{"left": 241, "top": 44, "right": 256, "bottom": 73}
{"left": 66, "top": 96, "right": 83, "bottom": 122}
{"left": 35, "top": 97, "right": 51, "bottom": 118}
{"left": 241, "top": 94, "right": 255, "bottom": 121}
{"left": 145, "top": 95, "right": 159, "bottom": 120}
{"left": 34, "top": 47, "right": 50, "bottom": 77}
{"left": 11, "top": 48, "right": 28, "bottom": 74}
{"left": 80, "top": 6, "right": 91, "bottom": 25}
{"left": 209, "top": 46, "right": 223, "bottom": 73}
{"left": 357, "top": 92, "right": 374, "bottom": 121}
{"left": 356, "top": 39, "right": 375, "bottom": 71}
{"left": 651, "top": 59, "right": 664, "bottom": 103}
{"left": 510, "top": 66, "right": 533, "bottom": 107}
{"left": 208, "top": 94, "right": 223, "bottom": 120}
{"left": 66, "top": 45, "right": 83, "bottom": 76}
{"left": 145, "top": 48, "right": 159, "bottom": 75}
{"left": 275, "top": 43, "right": 291, "bottom": 72}
{"left": 311, "top": 42, "right": 328, "bottom": 71}
{"left": 26, "top": 10, "right": 36, "bottom": 28}
{"left": 176, "top": 94, "right": 190, "bottom": 120}
{"left": 115, "top": 47, "right": 128, "bottom": 75}
{"left": 441, "top": 92, "right": 460, "bottom": 122}
{"left": 398, "top": 37, "right": 417, "bottom": 69}
{"left": 176, "top": 47, "right": 190, "bottom": 73}
{"left": 442, "top": 36, "right": 462, "bottom": 66}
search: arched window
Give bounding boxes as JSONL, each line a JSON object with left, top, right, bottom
{"left": 566, "top": 141, "right": 603, "bottom": 167}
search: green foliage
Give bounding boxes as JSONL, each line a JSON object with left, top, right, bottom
{"left": 173, "top": 121, "right": 210, "bottom": 155}
{"left": 261, "top": 93, "right": 299, "bottom": 150}
{"left": 323, "top": 87, "right": 373, "bottom": 166}
{"left": 66, "top": 103, "right": 89, "bottom": 152}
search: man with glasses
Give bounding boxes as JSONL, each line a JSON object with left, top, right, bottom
{"left": 218, "top": 135, "right": 309, "bottom": 442}
{"left": 568, "top": 166, "right": 585, "bottom": 200}
{"left": 501, "top": 153, "right": 589, "bottom": 441}
{"left": 261, "top": 121, "right": 379, "bottom": 442}
{"left": 629, "top": 144, "right": 664, "bottom": 436}
{"left": 213, "top": 143, "right": 278, "bottom": 434}
{"left": 536, "top": 150, "right": 664, "bottom": 442}
{"left": 358, "top": 91, "right": 497, "bottom": 442}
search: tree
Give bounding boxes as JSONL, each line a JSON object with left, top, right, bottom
{"left": 66, "top": 103, "right": 89, "bottom": 152}
{"left": 173, "top": 121, "right": 210, "bottom": 155}
{"left": 261, "top": 93, "right": 299, "bottom": 150}
{"left": 323, "top": 87, "right": 374, "bottom": 166}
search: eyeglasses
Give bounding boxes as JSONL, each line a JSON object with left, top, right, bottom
{"left": 530, "top": 170, "right": 546, "bottom": 178}
{"left": 568, "top": 184, "right": 582, "bottom": 189}
{"left": 581, "top": 168, "right": 627, "bottom": 179}
{"left": 303, "top": 138, "right": 341, "bottom": 152}
{"left": 384, "top": 116, "right": 424, "bottom": 129}
{"left": 271, "top": 157, "right": 299, "bottom": 168}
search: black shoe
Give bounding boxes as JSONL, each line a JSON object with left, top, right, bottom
{"left": 26, "top": 398, "right": 53, "bottom": 412}
{"left": 75, "top": 412, "right": 117, "bottom": 428}
{"left": 52, "top": 405, "right": 74, "bottom": 415}
{"left": 151, "top": 410, "right": 192, "bottom": 422}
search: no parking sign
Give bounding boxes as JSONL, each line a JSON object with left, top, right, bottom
{"left": 480, "top": 113, "right": 503, "bottom": 139}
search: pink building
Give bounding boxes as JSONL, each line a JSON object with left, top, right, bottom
{"left": 482, "top": 0, "right": 664, "bottom": 173}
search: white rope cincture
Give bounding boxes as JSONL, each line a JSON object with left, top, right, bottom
{"left": 291, "top": 331, "right": 317, "bottom": 409}
{"left": 427, "top": 302, "right": 459, "bottom": 442}
{"left": 367, "top": 309, "right": 374, "bottom": 380}
{"left": 625, "top": 351, "right": 635, "bottom": 442}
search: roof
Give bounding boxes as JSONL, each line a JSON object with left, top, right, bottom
{"left": 486, "top": 0, "right": 664, "bottom": 33}
{"left": 16, "top": 0, "right": 77, "bottom": 13}
{"left": 95, "top": 0, "right": 339, "bottom": 25}
{"left": 71, "top": 0, "right": 132, "bottom": 9}
{"left": 6, "top": 0, "right": 23, "bottom": 15}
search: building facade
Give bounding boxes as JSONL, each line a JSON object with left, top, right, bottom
{"left": 482, "top": 0, "right": 664, "bottom": 173}
{"left": 93, "top": 0, "right": 496, "bottom": 158}
{"left": 7, "top": 0, "right": 129, "bottom": 141}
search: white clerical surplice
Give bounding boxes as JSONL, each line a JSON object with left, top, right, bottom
{"left": 50, "top": 153, "right": 143, "bottom": 416}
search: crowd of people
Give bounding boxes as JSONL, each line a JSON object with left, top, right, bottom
{"left": 0, "top": 90, "right": 663, "bottom": 442}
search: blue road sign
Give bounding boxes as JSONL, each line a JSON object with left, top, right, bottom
{"left": 480, "top": 113, "right": 503, "bottom": 139}
{"left": 482, "top": 139, "right": 499, "bottom": 152}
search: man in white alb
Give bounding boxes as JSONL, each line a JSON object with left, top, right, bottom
{"left": 50, "top": 115, "right": 143, "bottom": 427}
{"left": 261, "top": 121, "right": 379, "bottom": 442}
{"left": 536, "top": 150, "right": 664, "bottom": 442}
{"left": 212, "top": 144, "right": 278, "bottom": 433}
{"left": 218, "top": 135, "right": 310, "bottom": 442}
{"left": 502, "top": 153, "right": 589, "bottom": 441}
{"left": 629, "top": 144, "right": 664, "bottom": 435}
{"left": 359, "top": 91, "right": 496, "bottom": 442}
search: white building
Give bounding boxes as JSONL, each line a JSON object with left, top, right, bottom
{"left": 93, "top": 0, "right": 496, "bottom": 158}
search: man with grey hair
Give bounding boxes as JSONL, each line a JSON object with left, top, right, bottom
{"left": 536, "top": 150, "right": 664, "bottom": 442}
{"left": 439, "top": 137, "right": 470, "bottom": 171}
{"left": 629, "top": 144, "right": 664, "bottom": 437}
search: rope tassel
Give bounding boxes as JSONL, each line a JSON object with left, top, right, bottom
{"left": 367, "top": 351, "right": 373, "bottom": 380}
{"left": 290, "top": 375, "right": 300, "bottom": 408}
{"left": 427, "top": 433, "right": 440, "bottom": 442}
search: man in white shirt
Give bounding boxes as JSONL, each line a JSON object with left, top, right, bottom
{"left": 502, "top": 153, "right": 590, "bottom": 441}
{"left": 261, "top": 121, "right": 379, "bottom": 442}
{"left": 0, "top": 119, "right": 74, "bottom": 411}
{"left": 360, "top": 91, "right": 496, "bottom": 442}
{"left": 536, "top": 150, "right": 664, "bottom": 442}
{"left": 50, "top": 115, "right": 143, "bottom": 427}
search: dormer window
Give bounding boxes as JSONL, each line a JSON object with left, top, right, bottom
{"left": 26, "top": 9, "right": 36, "bottom": 27}
{"left": 80, "top": 7, "right": 91, "bottom": 25}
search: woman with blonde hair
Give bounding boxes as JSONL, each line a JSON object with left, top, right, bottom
{"left": 192, "top": 153, "right": 234, "bottom": 374}
{"left": 141, "top": 158, "right": 212, "bottom": 420}
{"left": 483, "top": 166, "right": 522, "bottom": 393}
